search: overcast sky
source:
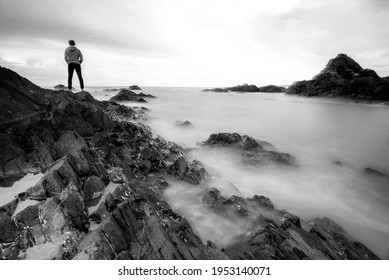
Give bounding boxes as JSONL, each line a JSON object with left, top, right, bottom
{"left": 1, "top": 0, "right": 388, "bottom": 87}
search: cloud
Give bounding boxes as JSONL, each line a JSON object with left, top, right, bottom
{"left": 0, "top": 0, "right": 388, "bottom": 86}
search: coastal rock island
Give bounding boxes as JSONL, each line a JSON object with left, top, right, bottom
{"left": 287, "top": 53, "right": 389, "bottom": 101}
{"left": 203, "top": 84, "right": 287, "bottom": 93}
{"left": 0, "top": 65, "right": 380, "bottom": 260}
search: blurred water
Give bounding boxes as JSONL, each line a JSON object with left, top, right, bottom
{"left": 92, "top": 86, "right": 389, "bottom": 259}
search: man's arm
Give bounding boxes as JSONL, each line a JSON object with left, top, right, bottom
{"left": 64, "top": 49, "right": 69, "bottom": 63}
{"left": 79, "top": 50, "right": 83, "bottom": 64}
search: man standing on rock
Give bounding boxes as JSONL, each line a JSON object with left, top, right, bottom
{"left": 64, "top": 40, "right": 84, "bottom": 91}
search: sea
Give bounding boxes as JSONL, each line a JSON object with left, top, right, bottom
{"left": 4, "top": 85, "right": 388, "bottom": 259}
{"left": 86, "top": 86, "right": 389, "bottom": 259}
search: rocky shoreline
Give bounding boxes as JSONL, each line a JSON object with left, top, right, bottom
{"left": 0, "top": 65, "right": 380, "bottom": 260}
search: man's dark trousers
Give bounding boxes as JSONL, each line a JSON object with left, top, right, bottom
{"left": 68, "top": 63, "right": 84, "bottom": 90}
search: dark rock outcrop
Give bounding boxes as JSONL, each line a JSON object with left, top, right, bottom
{"left": 203, "top": 84, "right": 287, "bottom": 93}
{"left": 202, "top": 88, "right": 229, "bottom": 93}
{"left": 226, "top": 84, "right": 260, "bottom": 92}
{"left": 258, "top": 85, "right": 287, "bottom": 93}
{"left": 109, "top": 89, "right": 155, "bottom": 103}
{"left": 129, "top": 85, "right": 141, "bottom": 90}
{"left": 0, "top": 65, "right": 379, "bottom": 260}
{"left": 287, "top": 53, "right": 389, "bottom": 101}
{"left": 201, "top": 133, "right": 296, "bottom": 166}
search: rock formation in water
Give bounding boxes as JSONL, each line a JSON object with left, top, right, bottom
{"left": 174, "top": 120, "right": 193, "bottom": 127}
{"left": 203, "top": 84, "right": 286, "bottom": 93}
{"left": 202, "top": 88, "right": 229, "bottom": 93}
{"left": 129, "top": 85, "right": 141, "bottom": 90}
{"left": 257, "top": 85, "right": 287, "bottom": 93}
{"left": 201, "top": 133, "right": 296, "bottom": 166}
{"left": 226, "top": 84, "right": 260, "bottom": 92}
{"left": 0, "top": 65, "right": 380, "bottom": 260}
{"left": 287, "top": 53, "right": 389, "bottom": 101}
{"left": 109, "top": 89, "right": 155, "bottom": 103}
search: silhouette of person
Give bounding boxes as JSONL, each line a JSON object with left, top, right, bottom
{"left": 64, "top": 40, "right": 84, "bottom": 91}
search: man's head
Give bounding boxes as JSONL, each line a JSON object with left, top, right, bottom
{"left": 69, "top": 40, "right": 76, "bottom": 46}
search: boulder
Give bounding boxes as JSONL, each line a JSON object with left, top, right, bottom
{"left": 129, "top": 85, "right": 141, "bottom": 90}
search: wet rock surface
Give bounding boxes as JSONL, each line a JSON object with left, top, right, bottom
{"left": 0, "top": 66, "right": 379, "bottom": 260}
{"left": 201, "top": 133, "right": 296, "bottom": 166}
{"left": 287, "top": 53, "right": 389, "bottom": 101}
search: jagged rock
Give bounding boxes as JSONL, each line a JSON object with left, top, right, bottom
{"left": 59, "top": 190, "right": 88, "bottom": 232}
{"left": 0, "top": 199, "right": 18, "bottom": 216}
{"left": 170, "top": 156, "right": 188, "bottom": 175}
{"left": 13, "top": 203, "right": 42, "bottom": 227}
{"left": 308, "top": 217, "right": 380, "bottom": 260}
{"left": 82, "top": 175, "right": 105, "bottom": 202}
{"left": 287, "top": 53, "right": 389, "bottom": 101}
{"left": 40, "top": 196, "right": 67, "bottom": 242}
{"left": 25, "top": 158, "right": 79, "bottom": 199}
{"left": 56, "top": 131, "right": 90, "bottom": 176}
{"left": 201, "top": 133, "right": 296, "bottom": 166}
{"left": 0, "top": 213, "right": 17, "bottom": 243}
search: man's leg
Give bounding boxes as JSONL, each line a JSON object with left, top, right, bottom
{"left": 74, "top": 64, "right": 84, "bottom": 90}
{"left": 68, "top": 63, "right": 75, "bottom": 90}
